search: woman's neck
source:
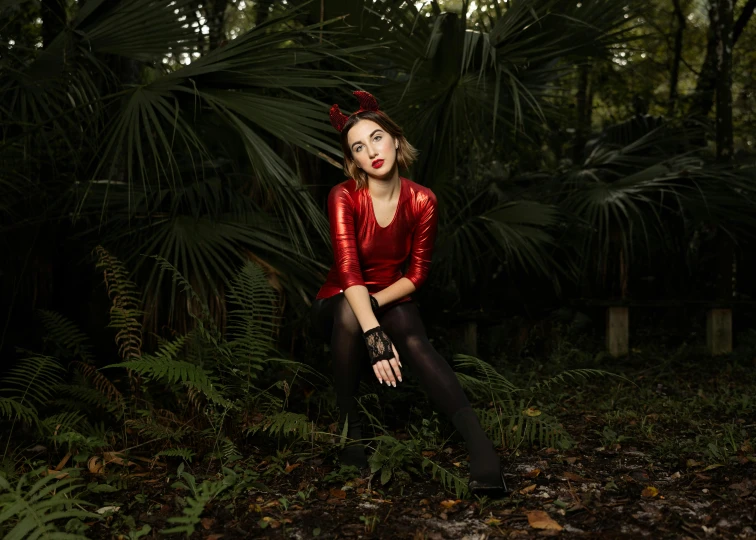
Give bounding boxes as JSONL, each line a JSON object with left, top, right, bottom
{"left": 367, "top": 168, "right": 401, "bottom": 202}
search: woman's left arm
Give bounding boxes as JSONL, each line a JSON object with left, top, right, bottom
{"left": 373, "top": 191, "right": 438, "bottom": 307}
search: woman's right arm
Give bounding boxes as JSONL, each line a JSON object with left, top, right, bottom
{"left": 328, "top": 186, "right": 402, "bottom": 385}
{"left": 328, "top": 186, "right": 379, "bottom": 331}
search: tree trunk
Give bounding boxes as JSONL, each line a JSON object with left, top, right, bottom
{"left": 207, "top": 0, "right": 230, "bottom": 51}
{"left": 41, "top": 0, "right": 66, "bottom": 48}
{"left": 572, "top": 63, "right": 591, "bottom": 164}
{"left": 688, "top": 0, "right": 756, "bottom": 118}
{"left": 256, "top": 0, "right": 275, "bottom": 26}
{"left": 714, "top": 0, "right": 733, "bottom": 161}
{"left": 668, "top": 0, "right": 685, "bottom": 116}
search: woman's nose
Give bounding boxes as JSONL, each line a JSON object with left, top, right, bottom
{"left": 367, "top": 144, "right": 378, "bottom": 158}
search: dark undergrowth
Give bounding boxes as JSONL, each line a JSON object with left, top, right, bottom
{"left": 1, "top": 249, "right": 755, "bottom": 538}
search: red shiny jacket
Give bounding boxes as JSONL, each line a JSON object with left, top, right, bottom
{"left": 315, "top": 177, "right": 438, "bottom": 305}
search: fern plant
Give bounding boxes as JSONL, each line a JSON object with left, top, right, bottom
{"left": 0, "top": 467, "right": 99, "bottom": 539}
{"left": 1, "top": 354, "right": 67, "bottom": 459}
{"left": 453, "top": 354, "right": 616, "bottom": 450}
{"left": 95, "top": 245, "right": 143, "bottom": 361}
{"left": 161, "top": 464, "right": 236, "bottom": 536}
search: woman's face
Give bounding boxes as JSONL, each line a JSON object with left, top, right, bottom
{"left": 346, "top": 119, "right": 398, "bottom": 178}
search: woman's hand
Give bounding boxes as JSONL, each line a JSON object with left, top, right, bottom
{"left": 363, "top": 326, "right": 403, "bottom": 387}
{"left": 373, "top": 343, "right": 402, "bottom": 386}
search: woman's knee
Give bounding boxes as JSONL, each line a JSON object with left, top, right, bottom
{"left": 332, "top": 295, "right": 362, "bottom": 336}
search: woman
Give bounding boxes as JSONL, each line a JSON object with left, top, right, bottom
{"left": 310, "top": 91, "right": 508, "bottom": 497}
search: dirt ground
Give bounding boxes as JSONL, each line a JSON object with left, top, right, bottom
{"left": 87, "top": 353, "right": 756, "bottom": 539}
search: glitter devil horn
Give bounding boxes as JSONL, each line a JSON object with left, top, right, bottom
{"left": 329, "top": 104, "right": 350, "bottom": 132}
{"left": 353, "top": 90, "right": 379, "bottom": 112}
{"left": 329, "top": 91, "right": 381, "bottom": 132}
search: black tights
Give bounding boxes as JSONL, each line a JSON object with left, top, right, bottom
{"left": 310, "top": 294, "right": 500, "bottom": 480}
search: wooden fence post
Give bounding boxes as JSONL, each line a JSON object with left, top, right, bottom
{"left": 706, "top": 308, "right": 732, "bottom": 355}
{"left": 606, "top": 306, "right": 629, "bottom": 357}
{"left": 463, "top": 321, "right": 478, "bottom": 357}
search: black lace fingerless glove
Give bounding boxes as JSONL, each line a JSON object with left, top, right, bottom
{"left": 362, "top": 326, "right": 394, "bottom": 365}
{"left": 369, "top": 295, "right": 379, "bottom": 312}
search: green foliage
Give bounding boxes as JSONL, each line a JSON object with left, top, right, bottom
{"left": 476, "top": 403, "right": 572, "bottom": 450}
{"left": 0, "top": 355, "right": 66, "bottom": 427}
{"left": 156, "top": 448, "right": 197, "bottom": 463}
{"left": 38, "top": 310, "right": 94, "bottom": 364}
{"left": 95, "top": 246, "right": 143, "bottom": 361}
{"left": 454, "top": 354, "right": 613, "bottom": 449}
{"left": 104, "top": 333, "right": 231, "bottom": 407}
{"left": 367, "top": 432, "right": 469, "bottom": 499}
{"left": 0, "top": 468, "right": 99, "bottom": 539}
{"left": 162, "top": 464, "right": 236, "bottom": 536}
{"left": 245, "top": 411, "right": 319, "bottom": 441}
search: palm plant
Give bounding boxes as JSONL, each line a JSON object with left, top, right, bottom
{"left": 0, "top": 0, "right": 367, "bottom": 328}
{"left": 557, "top": 117, "right": 756, "bottom": 297}
{"left": 301, "top": 0, "right": 641, "bottom": 296}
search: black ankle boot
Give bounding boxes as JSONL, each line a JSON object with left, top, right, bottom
{"left": 337, "top": 414, "right": 368, "bottom": 469}
{"left": 450, "top": 406, "right": 509, "bottom": 498}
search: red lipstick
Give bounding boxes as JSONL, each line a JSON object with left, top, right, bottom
{"left": 372, "top": 159, "right": 384, "bottom": 169}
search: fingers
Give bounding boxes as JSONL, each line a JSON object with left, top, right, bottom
{"left": 374, "top": 360, "right": 402, "bottom": 387}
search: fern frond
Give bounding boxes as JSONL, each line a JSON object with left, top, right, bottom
{"left": 103, "top": 335, "right": 231, "bottom": 406}
{"left": 0, "top": 354, "right": 65, "bottom": 414}
{"left": 526, "top": 368, "right": 624, "bottom": 393}
{"left": 226, "top": 261, "right": 281, "bottom": 375}
{"left": 156, "top": 448, "right": 196, "bottom": 462}
{"left": 72, "top": 361, "right": 124, "bottom": 407}
{"left": 454, "top": 354, "right": 519, "bottom": 399}
{"left": 420, "top": 457, "right": 469, "bottom": 499}
{"left": 38, "top": 411, "right": 88, "bottom": 438}
{"left": 94, "top": 246, "right": 143, "bottom": 360}
{"left": 0, "top": 467, "right": 98, "bottom": 539}
{"left": 125, "top": 418, "right": 193, "bottom": 442}
{"left": 151, "top": 256, "right": 225, "bottom": 349}
{"left": 161, "top": 469, "right": 234, "bottom": 535}
{"left": 38, "top": 310, "right": 94, "bottom": 363}
{"left": 245, "top": 411, "right": 316, "bottom": 441}
{"left": 0, "top": 397, "right": 37, "bottom": 424}
{"left": 476, "top": 404, "right": 573, "bottom": 450}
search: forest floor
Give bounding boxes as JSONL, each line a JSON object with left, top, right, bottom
{"left": 83, "top": 349, "right": 755, "bottom": 539}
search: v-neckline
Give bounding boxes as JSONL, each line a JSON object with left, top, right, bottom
{"left": 369, "top": 177, "right": 404, "bottom": 229}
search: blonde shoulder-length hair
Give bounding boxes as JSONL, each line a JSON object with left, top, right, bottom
{"left": 339, "top": 110, "right": 418, "bottom": 189}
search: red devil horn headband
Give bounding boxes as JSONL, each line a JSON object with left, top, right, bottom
{"left": 329, "top": 90, "right": 380, "bottom": 132}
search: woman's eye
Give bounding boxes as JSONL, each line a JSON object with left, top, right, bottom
{"left": 355, "top": 145, "right": 362, "bottom": 152}
{"left": 374, "top": 135, "right": 382, "bottom": 141}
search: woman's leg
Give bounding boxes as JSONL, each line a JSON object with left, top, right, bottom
{"left": 378, "top": 302, "right": 502, "bottom": 483}
{"left": 311, "top": 294, "right": 370, "bottom": 467}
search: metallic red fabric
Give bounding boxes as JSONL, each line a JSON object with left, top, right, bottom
{"left": 316, "top": 177, "right": 438, "bottom": 304}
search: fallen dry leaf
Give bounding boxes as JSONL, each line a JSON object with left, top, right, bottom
{"left": 284, "top": 462, "right": 300, "bottom": 474}
{"left": 563, "top": 471, "right": 588, "bottom": 483}
{"left": 440, "top": 499, "right": 461, "bottom": 508}
{"left": 565, "top": 457, "right": 578, "bottom": 465}
{"left": 328, "top": 488, "right": 346, "bottom": 499}
{"left": 526, "top": 510, "right": 563, "bottom": 531}
{"left": 485, "top": 517, "right": 502, "bottom": 526}
{"left": 524, "top": 468, "right": 541, "bottom": 478}
{"left": 42, "top": 470, "right": 69, "bottom": 479}
{"left": 201, "top": 517, "right": 214, "bottom": 530}
{"left": 87, "top": 456, "right": 104, "bottom": 474}
{"left": 641, "top": 486, "right": 659, "bottom": 498}
{"left": 103, "top": 452, "right": 137, "bottom": 467}
{"left": 54, "top": 453, "right": 72, "bottom": 471}
{"left": 523, "top": 407, "right": 542, "bottom": 417}
{"left": 519, "top": 484, "right": 536, "bottom": 495}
